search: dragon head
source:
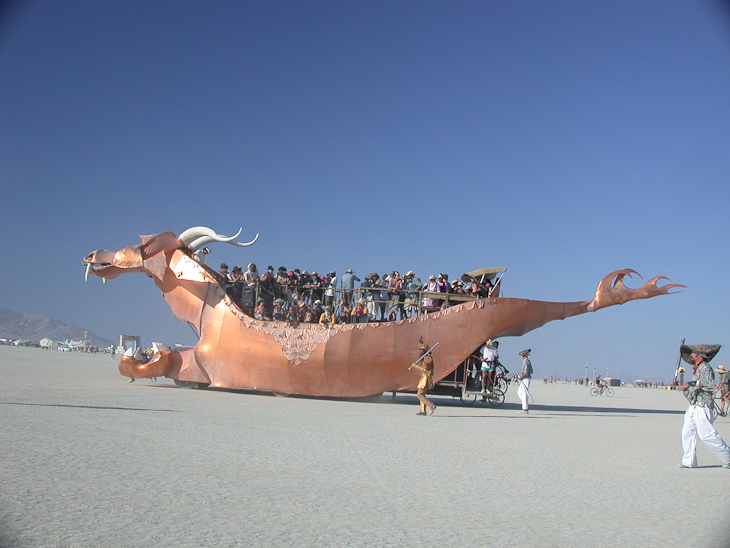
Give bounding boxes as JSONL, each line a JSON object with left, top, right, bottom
{"left": 83, "top": 227, "right": 259, "bottom": 282}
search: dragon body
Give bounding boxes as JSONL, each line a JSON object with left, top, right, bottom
{"left": 84, "top": 228, "right": 683, "bottom": 397}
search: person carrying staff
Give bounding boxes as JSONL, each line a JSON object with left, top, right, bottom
{"left": 677, "top": 344, "right": 730, "bottom": 469}
{"left": 410, "top": 338, "right": 436, "bottom": 416}
{"left": 517, "top": 349, "right": 534, "bottom": 414}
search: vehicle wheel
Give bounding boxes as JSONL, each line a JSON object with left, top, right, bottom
{"left": 196, "top": 383, "right": 210, "bottom": 390}
{"left": 174, "top": 379, "right": 198, "bottom": 388}
{"left": 606, "top": 387, "right": 615, "bottom": 397}
{"left": 460, "top": 393, "right": 477, "bottom": 405}
{"left": 590, "top": 387, "right": 599, "bottom": 396}
{"left": 487, "top": 389, "right": 505, "bottom": 407}
{"left": 495, "top": 378, "right": 508, "bottom": 394}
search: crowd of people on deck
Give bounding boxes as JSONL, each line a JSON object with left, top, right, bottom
{"left": 201, "top": 259, "right": 498, "bottom": 324}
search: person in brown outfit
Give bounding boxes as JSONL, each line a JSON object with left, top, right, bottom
{"left": 410, "top": 338, "right": 436, "bottom": 416}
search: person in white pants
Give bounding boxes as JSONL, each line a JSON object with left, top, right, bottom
{"left": 677, "top": 344, "right": 730, "bottom": 469}
{"left": 517, "top": 349, "right": 533, "bottom": 414}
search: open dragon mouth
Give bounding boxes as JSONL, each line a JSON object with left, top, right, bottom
{"left": 83, "top": 250, "right": 122, "bottom": 282}
{"left": 84, "top": 261, "right": 110, "bottom": 282}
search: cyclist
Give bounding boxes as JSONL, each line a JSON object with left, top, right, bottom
{"left": 595, "top": 374, "right": 605, "bottom": 395}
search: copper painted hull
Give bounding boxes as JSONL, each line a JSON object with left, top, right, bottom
{"left": 86, "top": 233, "right": 682, "bottom": 398}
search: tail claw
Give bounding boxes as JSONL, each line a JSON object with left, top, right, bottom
{"left": 588, "top": 269, "right": 685, "bottom": 312}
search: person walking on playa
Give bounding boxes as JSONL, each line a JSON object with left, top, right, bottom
{"left": 677, "top": 344, "right": 730, "bottom": 469}
{"left": 517, "top": 349, "right": 533, "bottom": 414}
{"left": 410, "top": 338, "right": 436, "bottom": 416}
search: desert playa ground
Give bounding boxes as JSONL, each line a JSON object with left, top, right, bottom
{"left": 1, "top": 346, "right": 729, "bottom": 548}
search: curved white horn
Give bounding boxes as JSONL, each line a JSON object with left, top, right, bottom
{"left": 85, "top": 262, "right": 92, "bottom": 282}
{"left": 187, "top": 228, "right": 242, "bottom": 250}
{"left": 179, "top": 226, "right": 258, "bottom": 251}
{"left": 229, "top": 232, "right": 259, "bottom": 248}
{"left": 178, "top": 226, "right": 220, "bottom": 247}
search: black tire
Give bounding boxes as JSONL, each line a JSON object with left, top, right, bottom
{"left": 487, "top": 389, "right": 505, "bottom": 407}
{"left": 606, "top": 387, "right": 615, "bottom": 397}
{"left": 590, "top": 387, "right": 599, "bottom": 397}
{"left": 460, "top": 393, "right": 477, "bottom": 405}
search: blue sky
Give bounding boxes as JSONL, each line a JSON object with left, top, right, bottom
{"left": 1, "top": 1, "right": 729, "bottom": 381}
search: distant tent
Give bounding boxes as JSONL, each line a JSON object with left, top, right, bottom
{"left": 39, "top": 338, "right": 58, "bottom": 350}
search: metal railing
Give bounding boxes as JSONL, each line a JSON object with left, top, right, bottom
{"left": 220, "top": 280, "right": 497, "bottom": 323}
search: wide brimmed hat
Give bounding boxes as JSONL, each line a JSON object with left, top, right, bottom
{"left": 715, "top": 365, "right": 728, "bottom": 373}
{"left": 680, "top": 344, "right": 722, "bottom": 365}
{"left": 519, "top": 349, "right": 531, "bottom": 357}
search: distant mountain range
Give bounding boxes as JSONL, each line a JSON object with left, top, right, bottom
{"left": 0, "top": 309, "right": 114, "bottom": 348}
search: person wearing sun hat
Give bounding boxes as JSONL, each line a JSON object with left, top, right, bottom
{"left": 676, "top": 344, "right": 730, "bottom": 469}
{"left": 409, "top": 337, "right": 436, "bottom": 416}
{"left": 517, "top": 349, "right": 534, "bottom": 414}
{"left": 341, "top": 268, "right": 360, "bottom": 307}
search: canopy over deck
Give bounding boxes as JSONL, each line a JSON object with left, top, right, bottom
{"left": 461, "top": 267, "right": 507, "bottom": 284}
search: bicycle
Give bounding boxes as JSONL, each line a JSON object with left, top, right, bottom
{"left": 460, "top": 386, "right": 506, "bottom": 407}
{"left": 493, "top": 362, "right": 510, "bottom": 394}
{"left": 714, "top": 394, "right": 729, "bottom": 418}
{"left": 590, "top": 385, "right": 614, "bottom": 397}
{"left": 458, "top": 355, "right": 507, "bottom": 407}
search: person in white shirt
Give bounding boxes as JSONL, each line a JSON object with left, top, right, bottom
{"left": 480, "top": 339, "right": 498, "bottom": 392}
